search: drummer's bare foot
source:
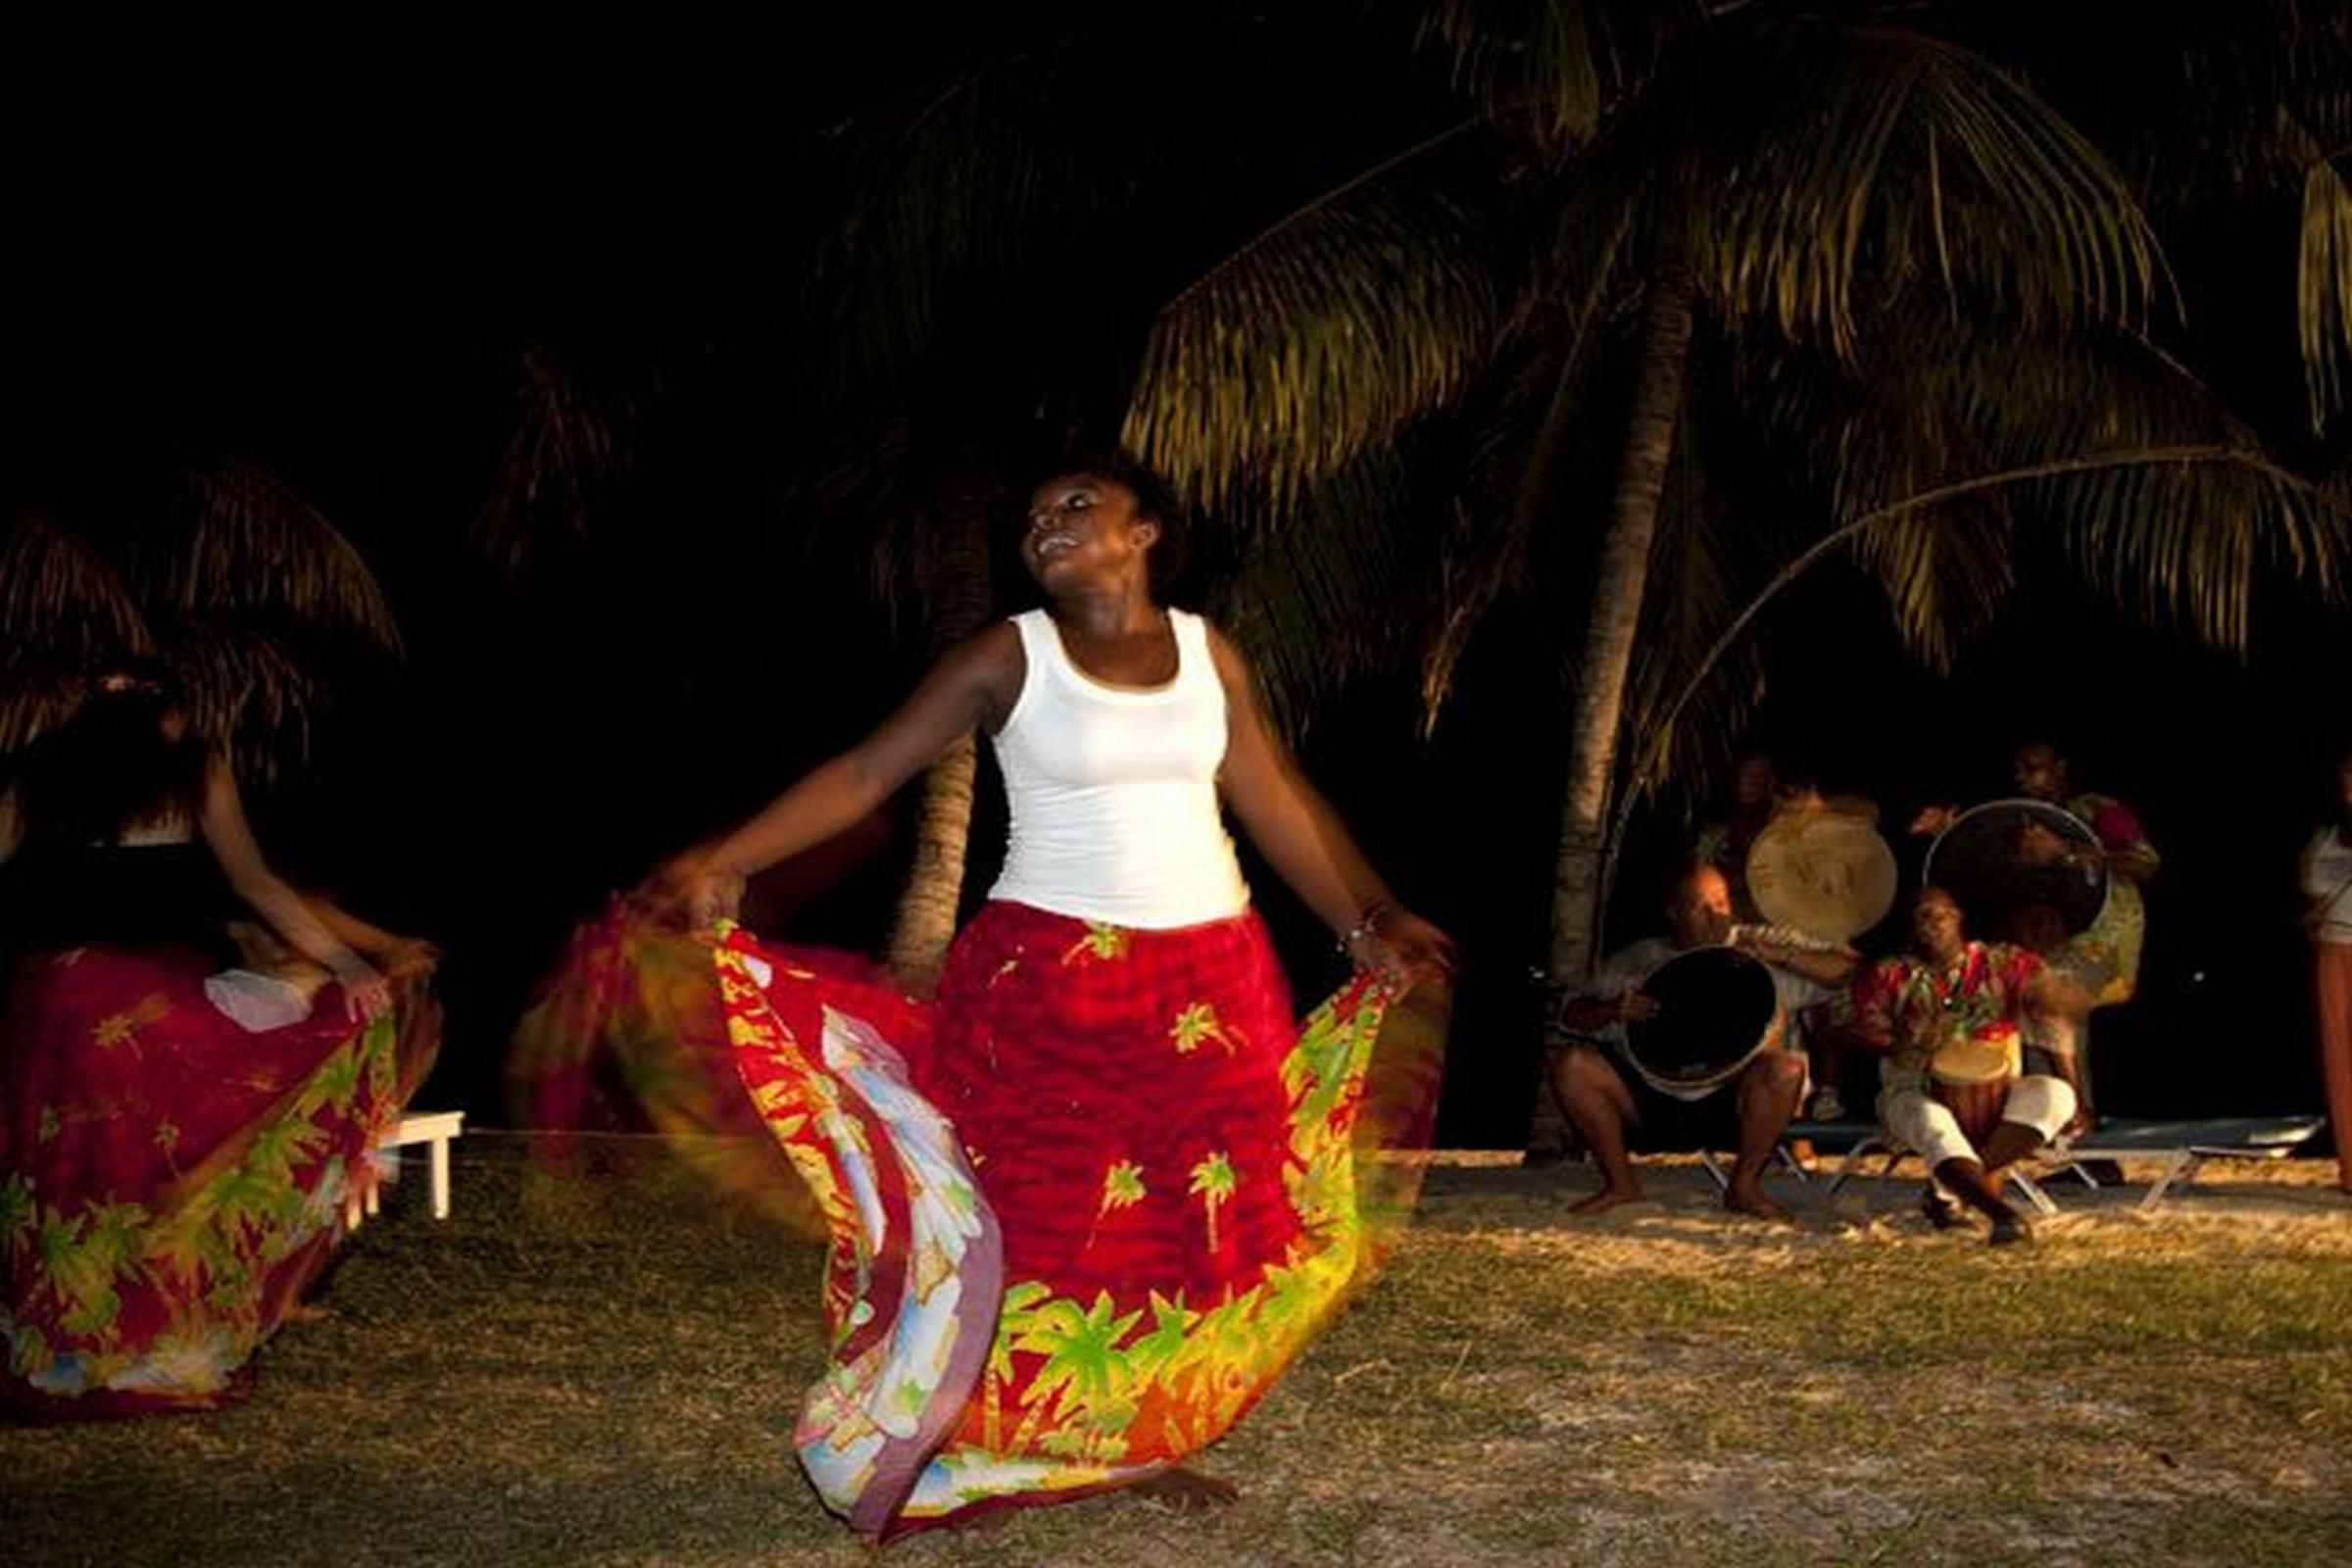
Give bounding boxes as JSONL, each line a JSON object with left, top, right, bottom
{"left": 1920, "top": 1188, "right": 1967, "bottom": 1230}
{"left": 1135, "top": 1467, "right": 1238, "bottom": 1512}
{"left": 1723, "top": 1183, "right": 1790, "bottom": 1222}
{"left": 1570, "top": 1184, "right": 1644, "bottom": 1216}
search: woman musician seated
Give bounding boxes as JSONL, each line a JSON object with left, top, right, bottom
{"left": 1845, "top": 886, "right": 2082, "bottom": 1249}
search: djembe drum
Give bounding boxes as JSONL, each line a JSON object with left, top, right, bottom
{"left": 1923, "top": 1015, "right": 2020, "bottom": 1145}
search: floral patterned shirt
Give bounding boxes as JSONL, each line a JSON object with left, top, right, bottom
{"left": 1852, "top": 941, "right": 2044, "bottom": 1094}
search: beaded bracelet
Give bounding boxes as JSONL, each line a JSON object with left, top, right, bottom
{"left": 1337, "top": 900, "right": 1392, "bottom": 955}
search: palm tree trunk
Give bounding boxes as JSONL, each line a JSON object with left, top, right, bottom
{"left": 885, "top": 486, "right": 994, "bottom": 998}
{"left": 888, "top": 733, "right": 979, "bottom": 998}
{"left": 1528, "top": 249, "right": 1697, "bottom": 1152}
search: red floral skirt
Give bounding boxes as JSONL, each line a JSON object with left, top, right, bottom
{"left": 515, "top": 898, "right": 1446, "bottom": 1537}
{"left": 1, "top": 944, "right": 437, "bottom": 1419}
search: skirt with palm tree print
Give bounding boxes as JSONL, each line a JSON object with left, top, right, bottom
{"left": 710, "top": 899, "right": 1445, "bottom": 1538}
{"left": 0, "top": 945, "right": 436, "bottom": 1418}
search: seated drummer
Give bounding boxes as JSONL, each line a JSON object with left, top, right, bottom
{"left": 1846, "top": 887, "right": 2082, "bottom": 1248}
{"left": 1553, "top": 862, "right": 1856, "bottom": 1220}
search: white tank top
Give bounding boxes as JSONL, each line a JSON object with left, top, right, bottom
{"left": 987, "top": 608, "right": 1251, "bottom": 928}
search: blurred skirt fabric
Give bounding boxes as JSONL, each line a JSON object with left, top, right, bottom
{"left": 513, "top": 898, "right": 1445, "bottom": 1538}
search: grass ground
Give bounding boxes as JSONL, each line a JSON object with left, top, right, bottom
{"left": 6, "top": 1137, "right": 2350, "bottom": 1567}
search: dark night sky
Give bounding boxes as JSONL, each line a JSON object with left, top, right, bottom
{"left": 4, "top": 13, "right": 2346, "bottom": 1148}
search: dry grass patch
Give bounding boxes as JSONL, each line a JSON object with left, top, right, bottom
{"left": 4, "top": 1140, "right": 2349, "bottom": 1566}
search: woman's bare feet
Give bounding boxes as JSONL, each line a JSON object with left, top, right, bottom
{"left": 1569, "top": 1185, "right": 1645, "bottom": 1217}
{"left": 1134, "top": 1466, "right": 1239, "bottom": 1512}
{"left": 1723, "top": 1183, "right": 1791, "bottom": 1222}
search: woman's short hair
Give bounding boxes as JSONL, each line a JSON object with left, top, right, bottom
{"left": 1039, "top": 449, "right": 1191, "bottom": 588}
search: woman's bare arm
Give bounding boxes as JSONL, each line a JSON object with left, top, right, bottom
{"left": 195, "top": 755, "right": 391, "bottom": 1017}
{"left": 302, "top": 896, "right": 440, "bottom": 979}
{"left": 1206, "top": 626, "right": 1452, "bottom": 977}
{"left": 688, "top": 623, "right": 1023, "bottom": 882}
{"left": 0, "top": 786, "right": 20, "bottom": 868}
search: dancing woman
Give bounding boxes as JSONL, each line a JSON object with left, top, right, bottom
{"left": 0, "top": 667, "right": 435, "bottom": 1417}
{"left": 632, "top": 457, "right": 1452, "bottom": 1534}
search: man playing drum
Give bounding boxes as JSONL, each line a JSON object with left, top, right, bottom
{"left": 1913, "top": 739, "right": 2157, "bottom": 1124}
{"left": 1848, "top": 888, "right": 2082, "bottom": 1248}
{"left": 1553, "top": 863, "right": 1856, "bottom": 1219}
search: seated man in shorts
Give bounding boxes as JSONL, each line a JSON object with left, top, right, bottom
{"left": 1847, "top": 887, "right": 2081, "bottom": 1248}
{"left": 1552, "top": 863, "right": 1855, "bottom": 1219}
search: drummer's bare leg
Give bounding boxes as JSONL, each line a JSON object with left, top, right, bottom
{"left": 1726, "top": 1050, "right": 1804, "bottom": 1220}
{"left": 1976, "top": 1119, "right": 2046, "bottom": 1178}
{"left": 1931, "top": 1157, "right": 2031, "bottom": 1245}
{"left": 1553, "top": 1047, "right": 1645, "bottom": 1213}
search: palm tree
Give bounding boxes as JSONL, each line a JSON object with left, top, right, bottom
{"left": 1119, "top": 3, "right": 2348, "bottom": 1148}
{"left": 2, "top": 457, "right": 404, "bottom": 788}
{"left": 1187, "top": 1151, "right": 1238, "bottom": 1255}
{"left": 800, "top": 433, "right": 1005, "bottom": 995}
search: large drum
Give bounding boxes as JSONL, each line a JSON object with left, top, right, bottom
{"left": 1746, "top": 808, "right": 1898, "bottom": 943}
{"left": 1918, "top": 1010, "right": 2021, "bottom": 1146}
{"left": 1622, "top": 946, "right": 1782, "bottom": 1101}
{"left": 1923, "top": 799, "right": 2112, "bottom": 996}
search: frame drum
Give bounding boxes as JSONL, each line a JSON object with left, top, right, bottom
{"left": 1621, "top": 946, "right": 1781, "bottom": 1101}
{"left": 1922, "top": 799, "right": 2111, "bottom": 957}
{"left": 1746, "top": 809, "right": 1898, "bottom": 943}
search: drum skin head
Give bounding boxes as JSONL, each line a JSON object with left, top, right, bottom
{"left": 1928, "top": 1029, "right": 2017, "bottom": 1086}
{"left": 1923, "top": 799, "right": 2111, "bottom": 951}
{"left": 1623, "top": 946, "right": 1780, "bottom": 1097}
{"left": 1746, "top": 809, "right": 1897, "bottom": 942}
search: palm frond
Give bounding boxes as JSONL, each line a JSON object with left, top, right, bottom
{"left": 1691, "top": 24, "right": 2166, "bottom": 357}
{"left": 1623, "top": 442, "right": 2343, "bottom": 858}
{"left": 1421, "top": 245, "right": 1630, "bottom": 730}
{"left": 168, "top": 621, "right": 325, "bottom": 790}
{"left": 1989, "top": 1, "right": 2352, "bottom": 210}
{"left": 1121, "top": 133, "right": 1504, "bottom": 510}
{"left": 0, "top": 511, "right": 154, "bottom": 754}
{"left": 1210, "top": 448, "right": 1428, "bottom": 738}
{"left": 1742, "top": 305, "right": 2346, "bottom": 654}
{"left": 2049, "top": 455, "right": 2345, "bottom": 650}
{"left": 2300, "top": 152, "right": 2352, "bottom": 431}
{"left": 1843, "top": 497, "right": 2016, "bottom": 673}
{"left": 472, "top": 347, "right": 638, "bottom": 585}
{"left": 161, "top": 461, "right": 403, "bottom": 656}
{"left": 0, "top": 511, "right": 153, "bottom": 675}
{"left": 790, "top": 416, "right": 1015, "bottom": 657}
{"left": 815, "top": 52, "right": 1086, "bottom": 390}
{"left": 1411, "top": 0, "right": 1702, "bottom": 155}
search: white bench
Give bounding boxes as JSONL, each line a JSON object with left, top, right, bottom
{"left": 368, "top": 1110, "right": 466, "bottom": 1221}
